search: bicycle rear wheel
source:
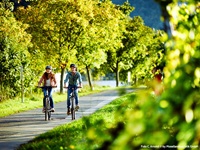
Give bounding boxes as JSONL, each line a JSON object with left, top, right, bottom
{"left": 45, "top": 96, "right": 48, "bottom": 121}
{"left": 47, "top": 98, "right": 51, "bottom": 120}
{"left": 71, "top": 97, "right": 75, "bottom": 120}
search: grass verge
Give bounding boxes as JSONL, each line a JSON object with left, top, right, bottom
{"left": 17, "top": 92, "right": 136, "bottom": 150}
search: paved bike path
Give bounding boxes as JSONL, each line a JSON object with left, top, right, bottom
{"left": 0, "top": 88, "right": 134, "bottom": 150}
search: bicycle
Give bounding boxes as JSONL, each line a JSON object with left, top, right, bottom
{"left": 38, "top": 86, "right": 56, "bottom": 121}
{"left": 64, "top": 86, "right": 80, "bottom": 120}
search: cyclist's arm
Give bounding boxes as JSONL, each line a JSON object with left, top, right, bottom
{"left": 78, "top": 73, "right": 83, "bottom": 88}
{"left": 53, "top": 73, "right": 57, "bottom": 86}
{"left": 38, "top": 74, "right": 44, "bottom": 86}
{"left": 64, "top": 73, "right": 69, "bottom": 87}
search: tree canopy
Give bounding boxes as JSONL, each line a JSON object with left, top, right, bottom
{"left": 1, "top": 0, "right": 164, "bottom": 96}
{"left": 0, "top": 6, "right": 32, "bottom": 100}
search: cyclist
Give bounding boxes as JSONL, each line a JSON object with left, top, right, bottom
{"left": 64, "top": 64, "right": 82, "bottom": 115}
{"left": 152, "top": 66, "right": 163, "bottom": 95}
{"left": 38, "top": 66, "right": 57, "bottom": 112}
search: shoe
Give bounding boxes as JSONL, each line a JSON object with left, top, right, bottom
{"left": 51, "top": 108, "right": 55, "bottom": 112}
{"left": 67, "top": 109, "right": 71, "bottom": 115}
{"left": 75, "top": 105, "right": 79, "bottom": 111}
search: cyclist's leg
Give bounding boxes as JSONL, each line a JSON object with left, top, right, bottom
{"left": 67, "top": 87, "right": 72, "bottom": 114}
{"left": 74, "top": 89, "right": 79, "bottom": 110}
{"left": 67, "top": 87, "right": 73, "bottom": 108}
{"left": 42, "top": 87, "right": 47, "bottom": 112}
{"left": 48, "top": 87, "right": 54, "bottom": 108}
{"left": 74, "top": 89, "right": 79, "bottom": 106}
{"left": 42, "top": 87, "right": 47, "bottom": 107}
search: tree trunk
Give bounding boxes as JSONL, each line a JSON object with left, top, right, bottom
{"left": 60, "top": 67, "right": 65, "bottom": 93}
{"left": 156, "top": 1, "right": 173, "bottom": 37}
{"left": 161, "top": 6, "right": 172, "bottom": 37}
{"left": 134, "top": 75, "right": 137, "bottom": 86}
{"left": 86, "top": 65, "right": 93, "bottom": 91}
{"left": 115, "top": 62, "right": 119, "bottom": 87}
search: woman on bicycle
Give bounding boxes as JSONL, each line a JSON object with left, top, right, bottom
{"left": 38, "top": 66, "right": 57, "bottom": 112}
{"left": 64, "top": 64, "right": 82, "bottom": 115}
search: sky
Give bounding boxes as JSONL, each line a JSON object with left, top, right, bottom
{"left": 112, "top": 0, "right": 163, "bottom": 29}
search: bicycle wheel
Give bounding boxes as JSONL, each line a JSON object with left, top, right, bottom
{"left": 45, "top": 96, "right": 48, "bottom": 121}
{"left": 71, "top": 97, "right": 75, "bottom": 120}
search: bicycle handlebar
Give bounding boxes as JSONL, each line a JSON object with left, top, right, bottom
{"left": 64, "top": 86, "right": 82, "bottom": 89}
{"left": 37, "top": 86, "right": 57, "bottom": 88}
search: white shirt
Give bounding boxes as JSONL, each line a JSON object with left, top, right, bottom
{"left": 45, "top": 79, "right": 51, "bottom": 86}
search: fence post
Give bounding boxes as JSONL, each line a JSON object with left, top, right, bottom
{"left": 20, "top": 66, "right": 24, "bottom": 103}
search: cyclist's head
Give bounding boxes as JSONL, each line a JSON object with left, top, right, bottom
{"left": 45, "top": 65, "right": 52, "bottom": 70}
{"left": 70, "top": 64, "right": 76, "bottom": 68}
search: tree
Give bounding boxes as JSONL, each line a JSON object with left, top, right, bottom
{"left": 0, "top": 6, "right": 32, "bottom": 100}
{"left": 127, "top": 17, "right": 164, "bottom": 81}
{"left": 105, "top": 16, "right": 164, "bottom": 86}
{"left": 85, "top": 0, "right": 200, "bottom": 148}
{"left": 16, "top": 0, "right": 130, "bottom": 91}
{"left": 75, "top": 0, "right": 127, "bottom": 90}
{"left": 16, "top": 0, "right": 93, "bottom": 93}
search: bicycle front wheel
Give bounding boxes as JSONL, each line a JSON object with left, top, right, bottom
{"left": 45, "top": 97, "right": 48, "bottom": 121}
{"left": 47, "top": 98, "right": 51, "bottom": 120}
{"left": 45, "top": 96, "right": 51, "bottom": 121}
{"left": 71, "top": 97, "right": 75, "bottom": 120}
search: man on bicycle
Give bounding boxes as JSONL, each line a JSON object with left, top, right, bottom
{"left": 64, "top": 64, "right": 82, "bottom": 115}
{"left": 38, "top": 66, "right": 57, "bottom": 112}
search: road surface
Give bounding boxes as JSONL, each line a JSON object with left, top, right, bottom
{"left": 0, "top": 88, "right": 134, "bottom": 150}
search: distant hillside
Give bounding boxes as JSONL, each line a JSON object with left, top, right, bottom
{"left": 112, "top": 0, "right": 163, "bottom": 29}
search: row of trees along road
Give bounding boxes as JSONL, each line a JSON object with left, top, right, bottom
{"left": 83, "top": 1, "right": 200, "bottom": 149}
{"left": 1, "top": 0, "right": 200, "bottom": 148}
{"left": 0, "top": 0, "right": 164, "bottom": 100}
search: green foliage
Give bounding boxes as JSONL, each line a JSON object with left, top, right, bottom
{"left": 74, "top": 0, "right": 128, "bottom": 89}
{"left": 1, "top": 0, "right": 165, "bottom": 100}
{"left": 5, "top": 0, "right": 200, "bottom": 149}
{"left": 160, "top": 1, "right": 200, "bottom": 146}
{"left": 123, "top": 17, "right": 164, "bottom": 79}
{"left": 88, "top": 0, "right": 200, "bottom": 148}
{"left": 0, "top": 6, "right": 32, "bottom": 100}
{"left": 116, "top": 1, "right": 134, "bottom": 16}
{"left": 0, "top": 0, "right": 14, "bottom": 11}
{"left": 104, "top": 15, "right": 164, "bottom": 85}
{"left": 76, "top": 0, "right": 125, "bottom": 68}
{"left": 15, "top": 0, "right": 132, "bottom": 91}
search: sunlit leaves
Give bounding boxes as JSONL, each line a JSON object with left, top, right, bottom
{"left": 84, "top": 0, "right": 200, "bottom": 148}
{"left": 0, "top": 6, "right": 32, "bottom": 99}
{"left": 105, "top": 15, "right": 164, "bottom": 85}
{"left": 160, "top": 0, "right": 200, "bottom": 146}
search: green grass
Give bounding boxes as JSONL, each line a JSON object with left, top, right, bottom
{"left": 0, "top": 85, "right": 113, "bottom": 118}
{"left": 17, "top": 92, "right": 136, "bottom": 150}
